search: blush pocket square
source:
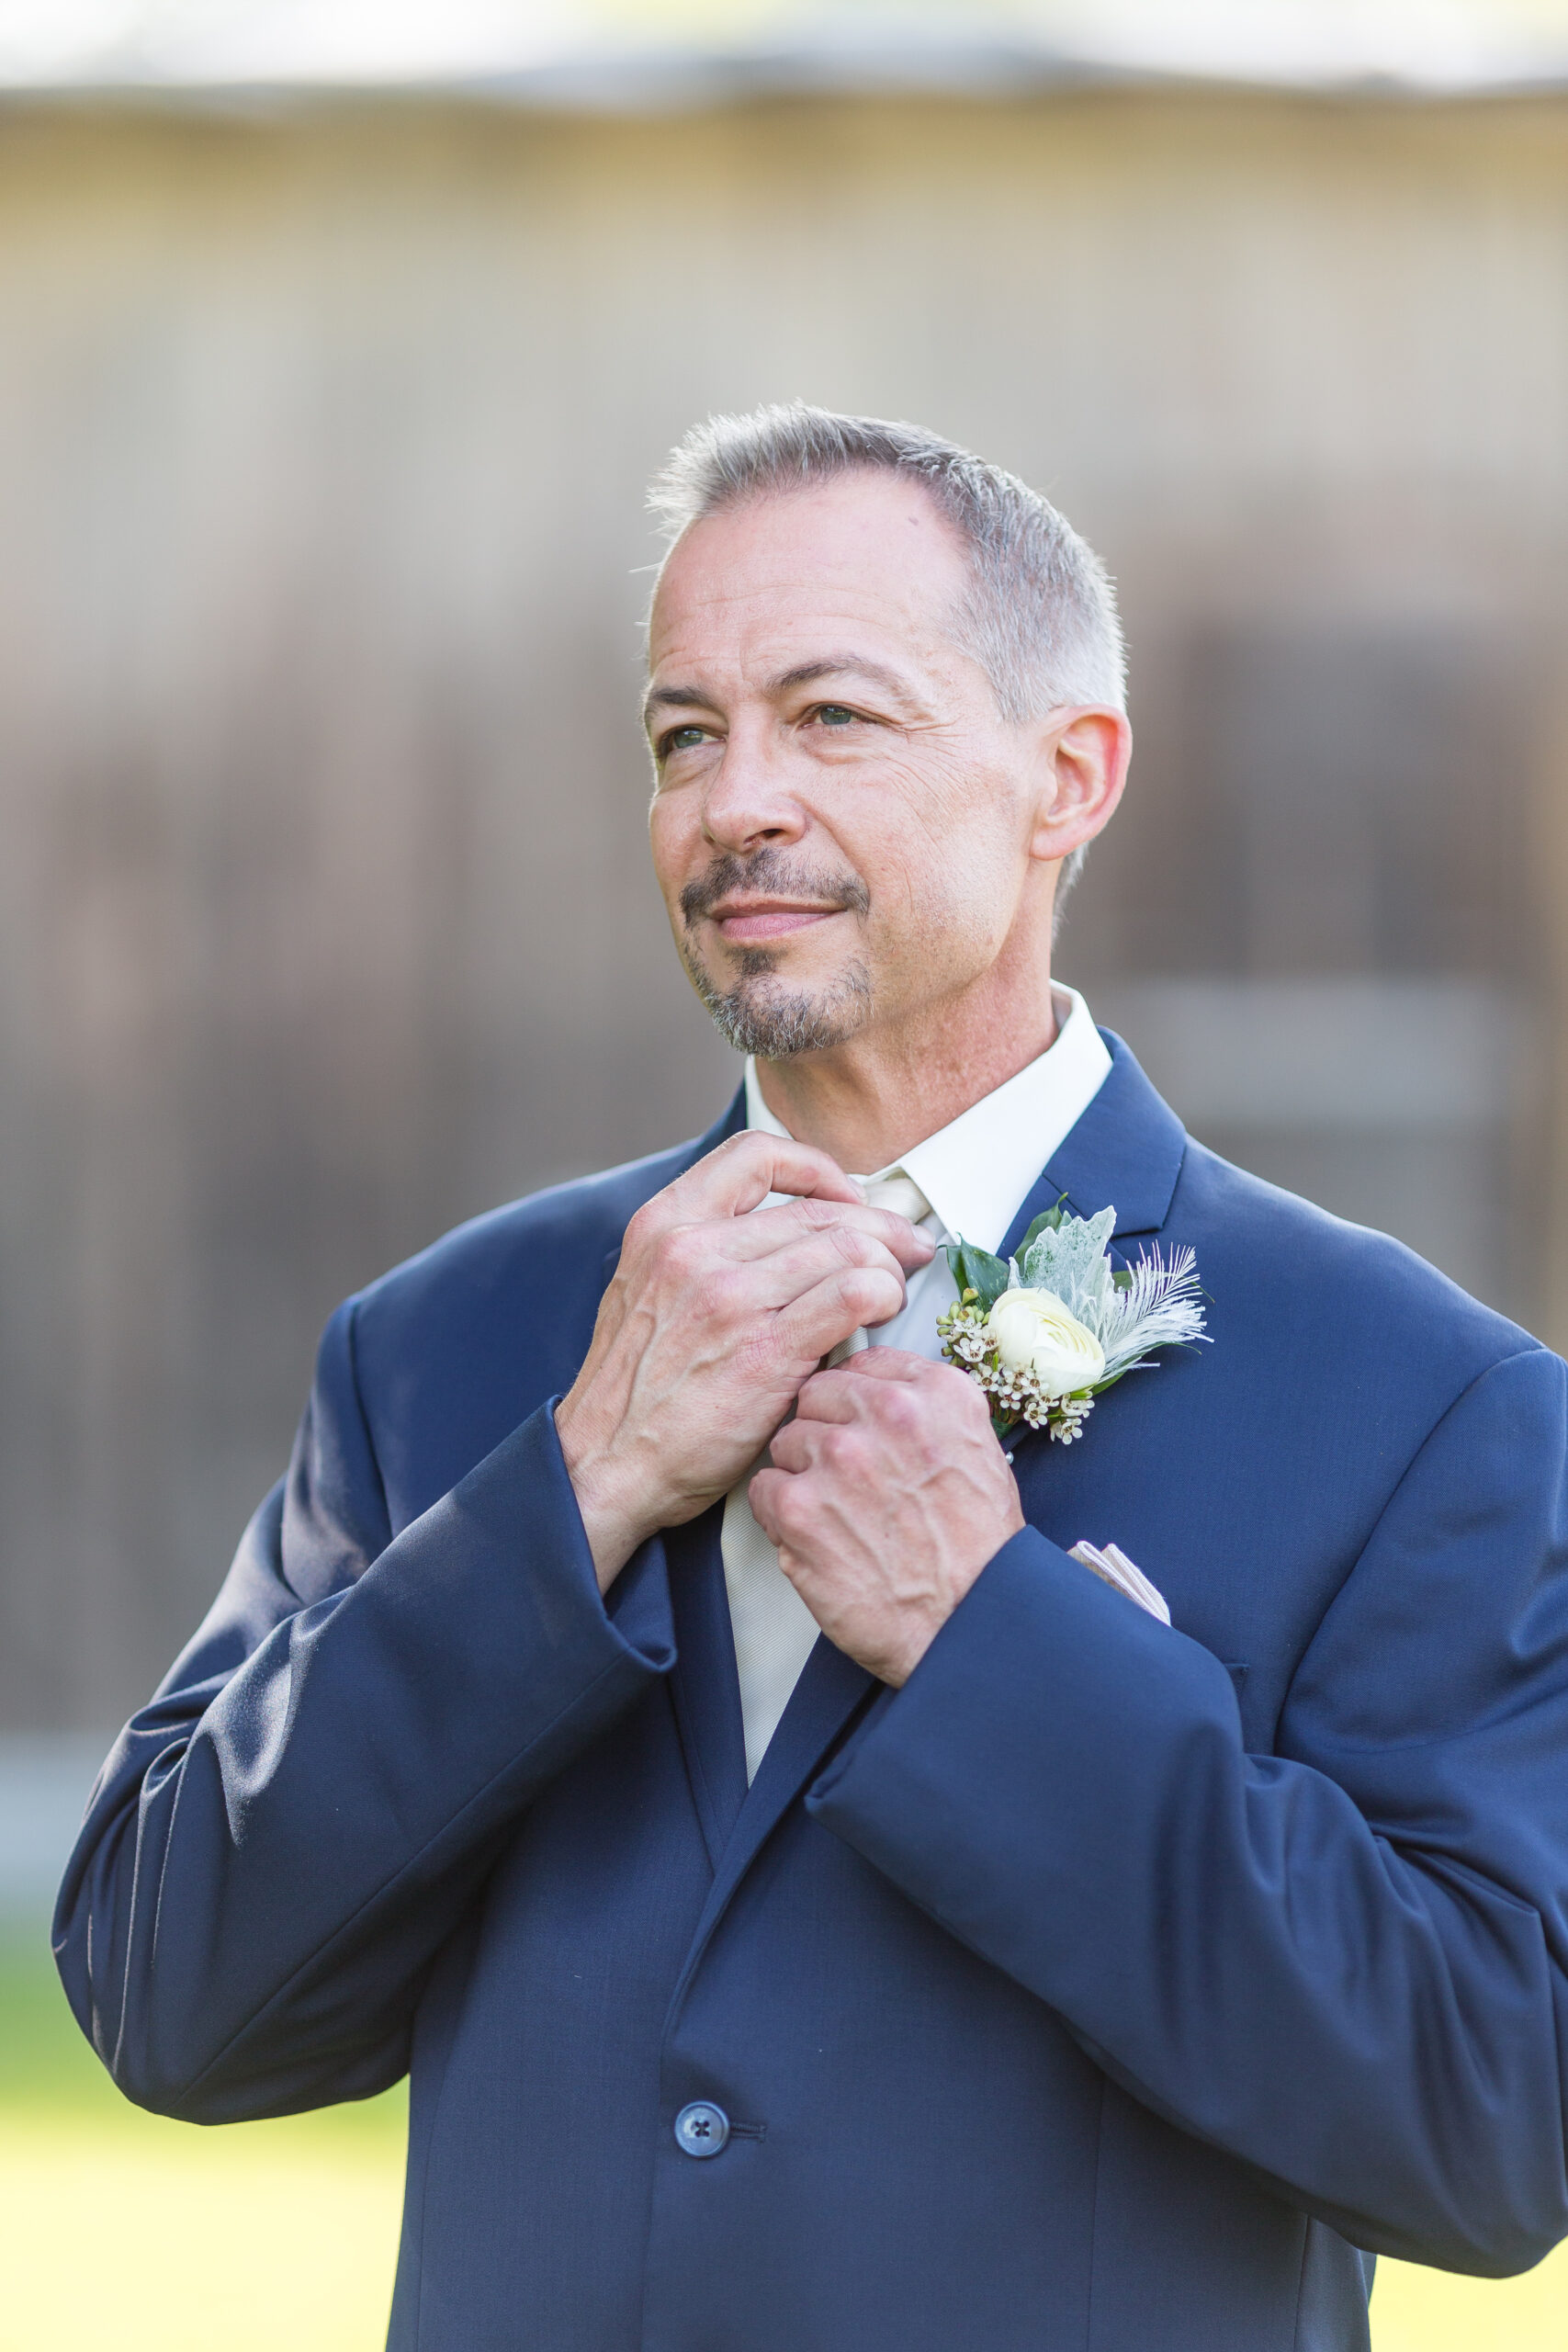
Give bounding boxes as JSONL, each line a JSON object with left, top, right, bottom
{"left": 1067, "top": 1539, "right": 1171, "bottom": 1624}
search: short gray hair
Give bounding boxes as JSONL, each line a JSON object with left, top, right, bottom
{"left": 648, "top": 402, "right": 1126, "bottom": 905}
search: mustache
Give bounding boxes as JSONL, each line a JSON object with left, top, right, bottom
{"left": 679, "top": 847, "right": 870, "bottom": 927}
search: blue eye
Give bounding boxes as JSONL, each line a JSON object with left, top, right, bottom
{"left": 663, "top": 726, "right": 707, "bottom": 754}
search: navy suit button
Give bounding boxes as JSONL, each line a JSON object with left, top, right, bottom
{"left": 674, "top": 2101, "right": 730, "bottom": 2158}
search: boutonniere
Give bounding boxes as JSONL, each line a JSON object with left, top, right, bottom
{"left": 936, "top": 1203, "right": 1207, "bottom": 1443}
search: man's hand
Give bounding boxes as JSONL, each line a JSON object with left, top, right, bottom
{"left": 555, "top": 1133, "right": 934, "bottom": 1589}
{"left": 749, "top": 1351, "right": 1025, "bottom": 1688}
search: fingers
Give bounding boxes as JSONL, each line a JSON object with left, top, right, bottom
{"left": 737, "top": 1228, "right": 915, "bottom": 1318}
{"left": 644, "top": 1131, "right": 863, "bottom": 1233}
{"left": 665, "top": 1232, "right": 910, "bottom": 1343}
{"left": 770, "top": 1263, "right": 910, "bottom": 1363}
{"left": 823, "top": 1347, "right": 937, "bottom": 1385}
{"left": 793, "top": 1351, "right": 951, "bottom": 1419}
{"left": 767, "top": 1416, "right": 832, "bottom": 1476}
{"left": 713, "top": 1196, "right": 934, "bottom": 1273}
{"left": 747, "top": 1464, "right": 787, "bottom": 1544}
{"left": 646, "top": 1221, "right": 919, "bottom": 1340}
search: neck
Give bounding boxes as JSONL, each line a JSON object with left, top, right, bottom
{"left": 753, "top": 959, "right": 1060, "bottom": 1174}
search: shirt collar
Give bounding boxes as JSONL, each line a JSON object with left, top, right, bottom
{"left": 742, "top": 984, "right": 1112, "bottom": 1254}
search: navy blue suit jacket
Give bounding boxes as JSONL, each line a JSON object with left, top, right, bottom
{"left": 56, "top": 1037, "right": 1568, "bottom": 2350}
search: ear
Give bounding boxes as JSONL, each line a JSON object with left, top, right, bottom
{"left": 1026, "top": 707, "right": 1132, "bottom": 866}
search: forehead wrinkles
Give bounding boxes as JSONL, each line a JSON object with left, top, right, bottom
{"left": 648, "top": 579, "right": 971, "bottom": 707}
{"left": 649, "top": 492, "right": 974, "bottom": 678}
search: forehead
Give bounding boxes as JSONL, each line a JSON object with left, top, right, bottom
{"left": 648, "top": 472, "right": 974, "bottom": 680}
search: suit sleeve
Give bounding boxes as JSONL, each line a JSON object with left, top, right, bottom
{"left": 807, "top": 1344, "right": 1568, "bottom": 2275}
{"left": 52, "top": 1297, "right": 674, "bottom": 2123}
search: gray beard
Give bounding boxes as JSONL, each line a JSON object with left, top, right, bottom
{"left": 682, "top": 942, "right": 874, "bottom": 1058}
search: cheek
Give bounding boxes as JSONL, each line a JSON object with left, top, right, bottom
{"left": 649, "top": 793, "right": 700, "bottom": 910}
{"left": 891, "top": 754, "right": 1028, "bottom": 898}
{"left": 874, "top": 821, "right": 1021, "bottom": 962}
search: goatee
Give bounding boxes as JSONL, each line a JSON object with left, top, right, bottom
{"left": 678, "top": 848, "right": 873, "bottom": 1058}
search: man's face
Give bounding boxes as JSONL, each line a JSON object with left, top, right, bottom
{"left": 645, "top": 472, "right": 1062, "bottom": 1060}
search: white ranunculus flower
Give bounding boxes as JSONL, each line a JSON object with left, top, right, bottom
{"left": 986, "top": 1288, "right": 1106, "bottom": 1396}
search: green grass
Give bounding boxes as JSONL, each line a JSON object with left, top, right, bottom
{"left": 0, "top": 1927, "right": 405, "bottom": 2352}
{"left": 5, "top": 1926, "right": 1567, "bottom": 2349}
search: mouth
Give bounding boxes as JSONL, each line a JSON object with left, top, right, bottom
{"left": 705, "top": 897, "right": 850, "bottom": 946}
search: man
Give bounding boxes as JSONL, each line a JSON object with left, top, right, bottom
{"left": 57, "top": 406, "right": 1568, "bottom": 2351}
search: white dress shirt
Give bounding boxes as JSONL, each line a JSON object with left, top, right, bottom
{"left": 723, "top": 984, "right": 1112, "bottom": 1780}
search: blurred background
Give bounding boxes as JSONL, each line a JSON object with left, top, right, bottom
{"left": 4, "top": 1, "right": 1568, "bottom": 2345}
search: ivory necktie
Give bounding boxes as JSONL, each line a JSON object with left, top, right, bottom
{"left": 723, "top": 1167, "right": 933, "bottom": 1781}
{"left": 856, "top": 1169, "right": 931, "bottom": 1225}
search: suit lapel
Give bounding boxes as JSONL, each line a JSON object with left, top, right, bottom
{"left": 664, "top": 1506, "right": 748, "bottom": 1868}
{"left": 722, "top": 1634, "right": 876, "bottom": 1878}
{"left": 997, "top": 1034, "right": 1189, "bottom": 1476}
{"left": 669, "top": 1632, "right": 877, "bottom": 2007}
{"left": 997, "top": 1031, "right": 1188, "bottom": 1261}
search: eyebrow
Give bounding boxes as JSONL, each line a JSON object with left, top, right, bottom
{"left": 642, "top": 654, "right": 918, "bottom": 732}
{"left": 772, "top": 655, "right": 919, "bottom": 706}
{"left": 643, "top": 683, "right": 723, "bottom": 728}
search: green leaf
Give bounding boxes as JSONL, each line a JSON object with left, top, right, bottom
{"left": 1017, "top": 1198, "right": 1071, "bottom": 1257}
{"left": 1111, "top": 1269, "right": 1133, "bottom": 1291}
{"left": 944, "top": 1237, "right": 1010, "bottom": 1311}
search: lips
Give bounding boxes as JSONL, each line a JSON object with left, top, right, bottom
{"left": 709, "top": 900, "right": 845, "bottom": 945}
{"left": 679, "top": 852, "right": 871, "bottom": 936}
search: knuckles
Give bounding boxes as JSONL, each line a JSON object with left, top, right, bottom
{"left": 763, "top": 1477, "right": 812, "bottom": 1542}
{"left": 870, "top": 1385, "right": 922, "bottom": 1440}
{"left": 747, "top": 1472, "right": 783, "bottom": 1536}
{"left": 817, "top": 1427, "right": 863, "bottom": 1477}
{"left": 828, "top": 1224, "right": 889, "bottom": 1270}
{"left": 650, "top": 1223, "right": 708, "bottom": 1285}
{"left": 687, "top": 1261, "right": 752, "bottom": 1329}
{"left": 789, "top": 1193, "right": 842, "bottom": 1230}
{"left": 834, "top": 1362, "right": 996, "bottom": 1454}
{"left": 766, "top": 1425, "right": 806, "bottom": 1473}
{"left": 838, "top": 1267, "right": 903, "bottom": 1319}
{"left": 717, "top": 1129, "right": 845, "bottom": 1195}
{"left": 619, "top": 1198, "right": 663, "bottom": 1259}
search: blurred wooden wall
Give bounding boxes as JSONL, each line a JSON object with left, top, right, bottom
{"left": 0, "top": 89, "right": 1564, "bottom": 1731}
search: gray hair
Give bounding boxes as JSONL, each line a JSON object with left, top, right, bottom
{"left": 647, "top": 401, "right": 1126, "bottom": 908}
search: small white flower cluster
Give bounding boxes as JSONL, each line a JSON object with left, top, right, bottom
{"left": 937, "top": 1299, "right": 1095, "bottom": 1444}
{"left": 938, "top": 1205, "right": 1206, "bottom": 1446}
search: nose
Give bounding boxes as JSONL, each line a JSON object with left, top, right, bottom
{"left": 700, "top": 718, "right": 807, "bottom": 857}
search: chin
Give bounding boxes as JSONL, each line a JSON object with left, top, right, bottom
{"left": 694, "top": 953, "right": 874, "bottom": 1059}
